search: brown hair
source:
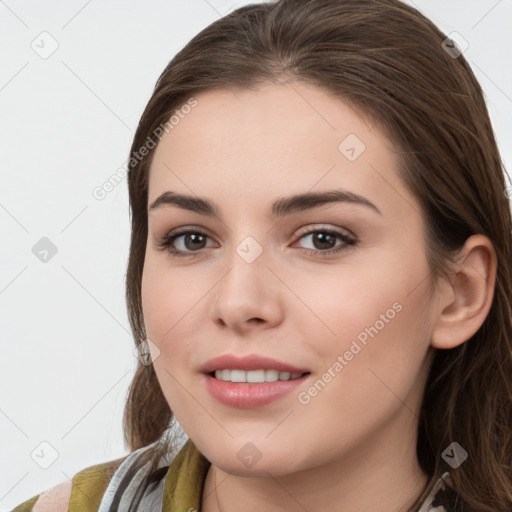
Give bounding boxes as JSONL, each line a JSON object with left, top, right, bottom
{"left": 118, "top": 0, "right": 512, "bottom": 510}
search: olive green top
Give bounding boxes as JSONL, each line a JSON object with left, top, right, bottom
{"left": 11, "top": 439, "right": 211, "bottom": 512}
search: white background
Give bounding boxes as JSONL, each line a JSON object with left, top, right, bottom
{"left": 1, "top": 0, "right": 511, "bottom": 509}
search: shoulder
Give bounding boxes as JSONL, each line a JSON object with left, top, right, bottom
{"left": 11, "top": 455, "right": 128, "bottom": 512}
{"left": 32, "top": 479, "right": 72, "bottom": 512}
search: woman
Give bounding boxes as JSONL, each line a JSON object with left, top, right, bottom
{"left": 13, "top": 0, "right": 512, "bottom": 511}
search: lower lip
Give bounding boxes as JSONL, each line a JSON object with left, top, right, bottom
{"left": 203, "top": 373, "right": 310, "bottom": 408}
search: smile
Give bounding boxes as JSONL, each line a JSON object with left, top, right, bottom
{"left": 204, "top": 372, "right": 311, "bottom": 408}
{"left": 212, "top": 369, "right": 305, "bottom": 383}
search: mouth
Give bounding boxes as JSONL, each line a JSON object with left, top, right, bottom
{"left": 209, "top": 369, "right": 310, "bottom": 383}
{"left": 203, "top": 370, "right": 311, "bottom": 408}
{"left": 200, "top": 353, "right": 310, "bottom": 375}
{"left": 200, "top": 353, "right": 311, "bottom": 408}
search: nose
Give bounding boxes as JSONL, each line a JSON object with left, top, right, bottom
{"left": 209, "top": 248, "right": 284, "bottom": 334}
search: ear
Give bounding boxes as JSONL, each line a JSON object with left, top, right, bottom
{"left": 431, "top": 234, "right": 497, "bottom": 349}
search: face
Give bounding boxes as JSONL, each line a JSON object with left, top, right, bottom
{"left": 141, "top": 81, "right": 438, "bottom": 478}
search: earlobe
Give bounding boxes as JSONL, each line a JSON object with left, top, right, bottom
{"left": 431, "top": 234, "right": 497, "bottom": 350}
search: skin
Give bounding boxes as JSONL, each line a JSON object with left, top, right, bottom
{"left": 141, "top": 81, "right": 496, "bottom": 512}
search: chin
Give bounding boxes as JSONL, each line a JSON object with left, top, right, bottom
{"left": 212, "top": 452, "right": 302, "bottom": 478}
{"left": 194, "top": 434, "right": 309, "bottom": 478}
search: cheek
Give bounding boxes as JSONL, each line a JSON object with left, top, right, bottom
{"left": 141, "top": 256, "right": 209, "bottom": 345}
{"left": 290, "top": 283, "right": 431, "bottom": 455}
{"left": 292, "top": 261, "right": 409, "bottom": 349}
{"left": 141, "top": 258, "right": 206, "bottom": 413}
{"left": 293, "top": 254, "right": 432, "bottom": 390}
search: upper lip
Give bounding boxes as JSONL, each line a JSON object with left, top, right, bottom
{"left": 200, "top": 354, "right": 309, "bottom": 374}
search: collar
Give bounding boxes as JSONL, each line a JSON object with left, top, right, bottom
{"left": 162, "top": 438, "right": 211, "bottom": 511}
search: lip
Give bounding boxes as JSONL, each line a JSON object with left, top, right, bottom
{"left": 200, "top": 354, "right": 311, "bottom": 408}
{"left": 203, "top": 373, "right": 310, "bottom": 408}
{"left": 200, "top": 354, "right": 309, "bottom": 375}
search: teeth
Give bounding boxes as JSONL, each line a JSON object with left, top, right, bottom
{"left": 230, "top": 369, "right": 246, "bottom": 382}
{"left": 213, "top": 369, "right": 304, "bottom": 383}
{"left": 247, "top": 369, "right": 265, "bottom": 383}
{"left": 265, "top": 369, "right": 278, "bottom": 382}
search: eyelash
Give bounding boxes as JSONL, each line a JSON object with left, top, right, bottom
{"left": 157, "top": 226, "right": 357, "bottom": 258}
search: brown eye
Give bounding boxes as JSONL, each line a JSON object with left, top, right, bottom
{"left": 180, "top": 232, "right": 208, "bottom": 250}
{"left": 158, "top": 230, "right": 214, "bottom": 258}
{"left": 295, "top": 227, "right": 356, "bottom": 256}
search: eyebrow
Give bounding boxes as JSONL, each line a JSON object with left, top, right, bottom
{"left": 147, "top": 188, "right": 382, "bottom": 217}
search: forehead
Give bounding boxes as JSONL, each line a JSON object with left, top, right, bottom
{"left": 147, "top": 82, "right": 412, "bottom": 222}
{"left": 152, "top": 82, "right": 380, "bottom": 160}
